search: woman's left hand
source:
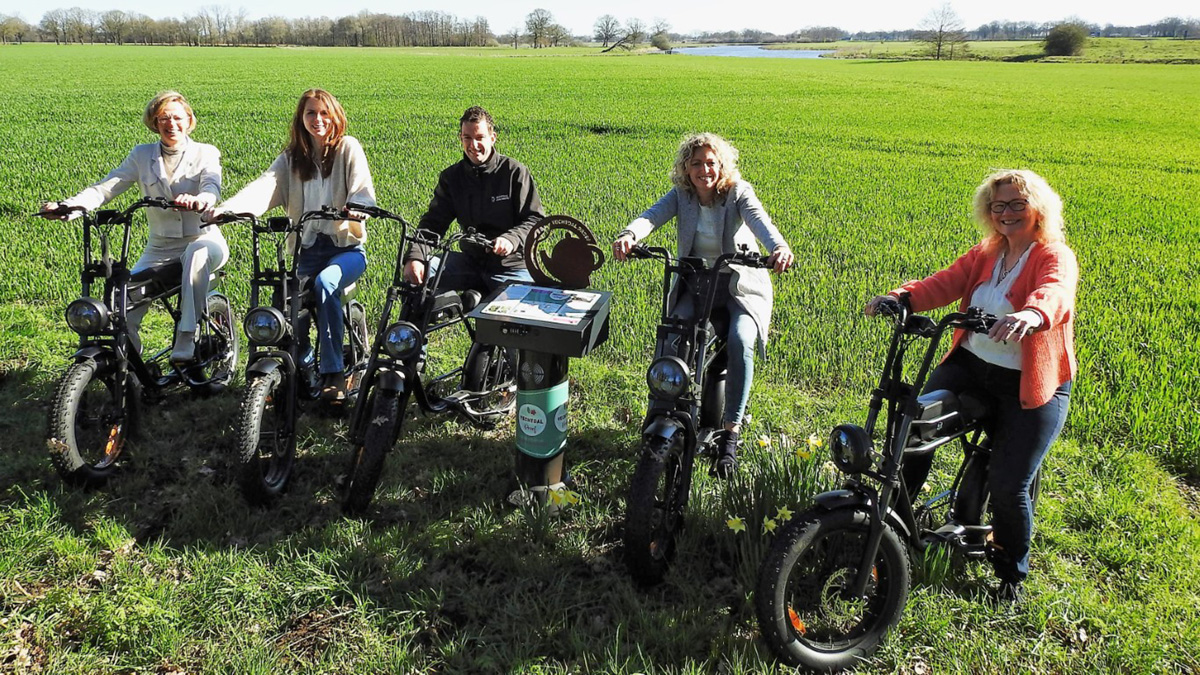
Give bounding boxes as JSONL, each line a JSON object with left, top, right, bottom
{"left": 989, "top": 309, "right": 1043, "bottom": 343}
{"left": 173, "top": 193, "right": 215, "bottom": 212}
{"left": 767, "top": 246, "right": 794, "bottom": 274}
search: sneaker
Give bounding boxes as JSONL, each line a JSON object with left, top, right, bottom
{"left": 320, "top": 373, "right": 347, "bottom": 402}
{"left": 712, "top": 431, "right": 739, "bottom": 479}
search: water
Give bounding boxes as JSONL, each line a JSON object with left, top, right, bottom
{"left": 671, "top": 45, "right": 833, "bottom": 59}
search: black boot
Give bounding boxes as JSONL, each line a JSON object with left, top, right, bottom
{"left": 713, "top": 430, "right": 739, "bottom": 479}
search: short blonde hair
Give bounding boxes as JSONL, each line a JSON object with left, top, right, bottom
{"left": 670, "top": 132, "right": 742, "bottom": 197}
{"left": 973, "top": 169, "right": 1066, "bottom": 254}
{"left": 142, "top": 91, "right": 197, "bottom": 134}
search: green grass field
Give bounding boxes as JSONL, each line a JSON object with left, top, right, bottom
{"left": 2, "top": 44, "right": 1199, "bottom": 673}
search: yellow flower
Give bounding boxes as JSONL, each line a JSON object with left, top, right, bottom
{"left": 757, "top": 435, "right": 772, "bottom": 448}
{"left": 763, "top": 518, "right": 778, "bottom": 534}
{"left": 776, "top": 506, "right": 794, "bottom": 522}
{"left": 726, "top": 517, "right": 747, "bottom": 534}
{"left": 796, "top": 446, "right": 813, "bottom": 461}
{"left": 549, "top": 490, "right": 567, "bottom": 506}
{"left": 807, "top": 433, "right": 823, "bottom": 448}
{"left": 564, "top": 490, "right": 582, "bottom": 505}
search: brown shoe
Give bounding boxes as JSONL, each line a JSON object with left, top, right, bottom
{"left": 320, "top": 373, "right": 347, "bottom": 402}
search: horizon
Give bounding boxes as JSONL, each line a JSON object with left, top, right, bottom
{"left": 4, "top": 1, "right": 1197, "bottom": 37}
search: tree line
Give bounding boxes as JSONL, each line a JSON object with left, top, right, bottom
{"left": 0, "top": 6, "right": 1195, "bottom": 47}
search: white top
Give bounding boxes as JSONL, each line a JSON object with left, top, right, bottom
{"left": 64, "top": 140, "right": 222, "bottom": 240}
{"left": 963, "top": 244, "right": 1035, "bottom": 370}
{"left": 691, "top": 204, "right": 723, "bottom": 265}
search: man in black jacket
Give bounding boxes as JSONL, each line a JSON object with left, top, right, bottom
{"left": 403, "top": 106, "right": 545, "bottom": 292}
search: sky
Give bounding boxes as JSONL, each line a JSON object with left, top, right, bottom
{"left": 6, "top": 0, "right": 1196, "bottom": 36}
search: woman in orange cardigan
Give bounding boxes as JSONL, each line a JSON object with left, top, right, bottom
{"left": 865, "top": 169, "right": 1078, "bottom": 602}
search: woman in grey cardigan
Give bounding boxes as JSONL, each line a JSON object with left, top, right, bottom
{"left": 612, "top": 132, "right": 794, "bottom": 477}
{"left": 212, "top": 88, "right": 376, "bottom": 401}
{"left": 44, "top": 90, "right": 227, "bottom": 364}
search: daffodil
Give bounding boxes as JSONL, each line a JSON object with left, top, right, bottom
{"left": 763, "top": 518, "right": 778, "bottom": 534}
{"left": 807, "top": 433, "right": 823, "bottom": 448}
{"left": 549, "top": 489, "right": 567, "bottom": 506}
{"left": 796, "top": 446, "right": 813, "bottom": 461}
{"left": 757, "top": 435, "right": 772, "bottom": 448}
{"left": 776, "top": 506, "right": 793, "bottom": 522}
{"left": 564, "top": 490, "right": 581, "bottom": 505}
{"left": 726, "top": 517, "right": 747, "bottom": 533}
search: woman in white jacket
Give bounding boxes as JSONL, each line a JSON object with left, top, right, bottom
{"left": 44, "top": 91, "right": 227, "bottom": 363}
{"left": 211, "top": 88, "right": 376, "bottom": 401}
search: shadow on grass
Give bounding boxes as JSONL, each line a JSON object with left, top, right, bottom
{"left": 1, "top": 364, "right": 771, "bottom": 670}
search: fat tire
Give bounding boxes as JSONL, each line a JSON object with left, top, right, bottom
{"left": 624, "top": 435, "right": 687, "bottom": 586}
{"left": 342, "top": 392, "right": 401, "bottom": 515}
{"left": 755, "top": 509, "right": 910, "bottom": 671}
{"left": 236, "top": 371, "right": 294, "bottom": 504}
{"left": 47, "top": 361, "right": 139, "bottom": 487}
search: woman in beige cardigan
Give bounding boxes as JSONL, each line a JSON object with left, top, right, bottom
{"left": 44, "top": 90, "right": 227, "bottom": 363}
{"left": 212, "top": 89, "right": 376, "bottom": 401}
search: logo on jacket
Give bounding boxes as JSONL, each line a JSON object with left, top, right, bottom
{"left": 491, "top": 194, "right": 511, "bottom": 203}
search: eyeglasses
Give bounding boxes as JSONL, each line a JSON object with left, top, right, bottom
{"left": 989, "top": 199, "right": 1029, "bottom": 214}
{"left": 156, "top": 115, "right": 188, "bottom": 126}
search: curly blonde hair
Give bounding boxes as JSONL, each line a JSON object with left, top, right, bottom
{"left": 142, "top": 91, "right": 197, "bottom": 135}
{"left": 670, "top": 132, "right": 742, "bottom": 197}
{"left": 973, "top": 169, "right": 1066, "bottom": 255}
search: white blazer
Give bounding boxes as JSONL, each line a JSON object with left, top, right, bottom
{"left": 65, "top": 140, "right": 222, "bottom": 240}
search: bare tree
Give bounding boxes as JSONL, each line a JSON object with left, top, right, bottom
{"left": 623, "top": 18, "right": 645, "bottom": 47}
{"left": 500, "top": 25, "right": 521, "bottom": 49}
{"left": 916, "top": 3, "right": 967, "bottom": 60}
{"left": 525, "top": 8, "right": 552, "bottom": 48}
{"left": 40, "top": 9, "right": 68, "bottom": 43}
{"left": 594, "top": 14, "right": 619, "bottom": 47}
{"left": 100, "top": 9, "right": 128, "bottom": 44}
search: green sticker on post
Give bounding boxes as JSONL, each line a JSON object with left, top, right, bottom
{"left": 516, "top": 381, "right": 568, "bottom": 458}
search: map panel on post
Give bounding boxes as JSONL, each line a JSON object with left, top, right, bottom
{"left": 468, "top": 283, "right": 611, "bottom": 358}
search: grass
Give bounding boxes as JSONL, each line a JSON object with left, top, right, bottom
{"left": 1, "top": 44, "right": 1199, "bottom": 672}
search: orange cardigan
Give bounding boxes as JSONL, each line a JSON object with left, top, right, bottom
{"left": 890, "top": 241, "right": 1078, "bottom": 409}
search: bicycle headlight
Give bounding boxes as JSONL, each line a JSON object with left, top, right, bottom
{"left": 65, "top": 297, "right": 109, "bottom": 334}
{"left": 830, "top": 424, "right": 874, "bottom": 475}
{"left": 243, "top": 306, "right": 288, "bottom": 345}
{"left": 382, "top": 321, "right": 422, "bottom": 360}
{"left": 646, "top": 356, "right": 690, "bottom": 400}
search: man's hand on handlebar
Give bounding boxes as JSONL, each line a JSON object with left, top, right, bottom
{"left": 492, "top": 236, "right": 515, "bottom": 257}
{"left": 404, "top": 260, "right": 426, "bottom": 285}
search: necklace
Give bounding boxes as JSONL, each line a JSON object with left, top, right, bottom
{"left": 997, "top": 242, "right": 1033, "bottom": 283}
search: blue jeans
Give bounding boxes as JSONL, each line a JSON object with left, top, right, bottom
{"left": 428, "top": 251, "right": 533, "bottom": 295}
{"left": 296, "top": 237, "right": 367, "bottom": 375}
{"left": 668, "top": 279, "right": 758, "bottom": 427}
{"left": 903, "top": 347, "right": 1071, "bottom": 583}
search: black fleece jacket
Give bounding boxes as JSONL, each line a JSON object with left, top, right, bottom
{"left": 405, "top": 151, "right": 545, "bottom": 270}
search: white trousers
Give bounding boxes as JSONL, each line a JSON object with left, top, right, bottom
{"left": 127, "top": 227, "right": 230, "bottom": 353}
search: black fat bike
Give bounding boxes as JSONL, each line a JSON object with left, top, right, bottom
{"left": 623, "top": 244, "right": 772, "bottom": 585}
{"left": 754, "top": 301, "right": 1031, "bottom": 671}
{"left": 340, "top": 204, "right": 518, "bottom": 515}
{"left": 38, "top": 197, "right": 238, "bottom": 487}
{"left": 218, "top": 207, "right": 370, "bottom": 504}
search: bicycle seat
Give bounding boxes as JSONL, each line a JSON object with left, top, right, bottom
{"left": 129, "top": 261, "right": 184, "bottom": 296}
{"left": 908, "top": 389, "right": 968, "bottom": 443}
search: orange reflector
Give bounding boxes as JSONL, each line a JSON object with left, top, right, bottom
{"left": 104, "top": 425, "right": 123, "bottom": 458}
{"left": 788, "top": 607, "right": 806, "bottom": 635}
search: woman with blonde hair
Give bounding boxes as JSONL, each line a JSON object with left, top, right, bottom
{"left": 212, "top": 88, "right": 376, "bottom": 401}
{"left": 864, "top": 168, "right": 1078, "bottom": 602}
{"left": 612, "top": 132, "right": 794, "bottom": 478}
{"left": 43, "top": 90, "right": 227, "bottom": 363}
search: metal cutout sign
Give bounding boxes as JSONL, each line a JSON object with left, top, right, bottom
{"left": 523, "top": 215, "right": 605, "bottom": 290}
